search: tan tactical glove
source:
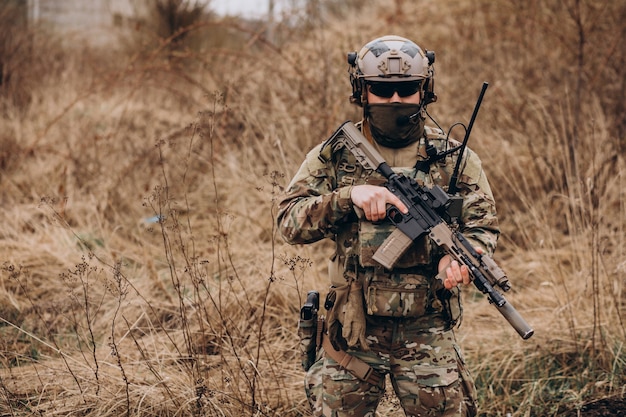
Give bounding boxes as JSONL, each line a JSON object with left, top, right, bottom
{"left": 341, "top": 282, "right": 369, "bottom": 351}
{"left": 325, "top": 281, "right": 369, "bottom": 352}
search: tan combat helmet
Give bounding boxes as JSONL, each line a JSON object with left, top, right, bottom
{"left": 347, "top": 35, "right": 437, "bottom": 106}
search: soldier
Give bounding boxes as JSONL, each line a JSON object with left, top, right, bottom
{"left": 277, "top": 35, "right": 499, "bottom": 417}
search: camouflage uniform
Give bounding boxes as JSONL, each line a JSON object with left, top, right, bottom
{"left": 278, "top": 122, "right": 499, "bottom": 417}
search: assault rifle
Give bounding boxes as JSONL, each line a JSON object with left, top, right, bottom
{"left": 323, "top": 105, "right": 533, "bottom": 340}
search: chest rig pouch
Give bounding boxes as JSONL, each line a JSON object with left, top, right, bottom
{"left": 363, "top": 268, "right": 439, "bottom": 318}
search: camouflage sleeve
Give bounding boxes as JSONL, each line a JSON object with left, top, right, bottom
{"left": 455, "top": 148, "right": 500, "bottom": 256}
{"left": 277, "top": 144, "right": 355, "bottom": 244}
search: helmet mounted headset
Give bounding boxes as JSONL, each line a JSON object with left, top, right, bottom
{"left": 347, "top": 35, "right": 437, "bottom": 114}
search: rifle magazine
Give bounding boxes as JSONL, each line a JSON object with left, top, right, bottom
{"left": 372, "top": 228, "right": 413, "bottom": 270}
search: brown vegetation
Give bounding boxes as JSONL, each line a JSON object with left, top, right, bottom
{"left": 0, "top": 0, "right": 625, "bottom": 416}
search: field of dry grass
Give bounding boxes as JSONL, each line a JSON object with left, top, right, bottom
{"left": 0, "top": 0, "right": 625, "bottom": 416}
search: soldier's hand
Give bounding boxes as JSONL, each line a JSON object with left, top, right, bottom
{"left": 350, "top": 185, "right": 408, "bottom": 222}
{"left": 439, "top": 247, "right": 483, "bottom": 289}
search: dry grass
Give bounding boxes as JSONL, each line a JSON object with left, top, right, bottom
{"left": 0, "top": 0, "right": 625, "bottom": 416}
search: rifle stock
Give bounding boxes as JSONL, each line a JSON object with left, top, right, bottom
{"left": 324, "top": 120, "right": 534, "bottom": 340}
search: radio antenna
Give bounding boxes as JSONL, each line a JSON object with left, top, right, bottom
{"left": 448, "top": 82, "right": 489, "bottom": 195}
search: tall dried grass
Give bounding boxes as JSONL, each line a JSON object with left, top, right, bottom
{"left": 0, "top": 0, "right": 624, "bottom": 416}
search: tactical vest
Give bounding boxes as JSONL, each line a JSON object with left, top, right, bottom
{"left": 324, "top": 126, "right": 464, "bottom": 321}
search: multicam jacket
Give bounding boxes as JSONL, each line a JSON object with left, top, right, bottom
{"left": 277, "top": 122, "right": 499, "bottom": 320}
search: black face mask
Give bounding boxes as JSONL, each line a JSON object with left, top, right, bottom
{"left": 366, "top": 103, "right": 425, "bottom": 148}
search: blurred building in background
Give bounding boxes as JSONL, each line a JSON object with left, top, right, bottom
{"left": 23, "top": 0, "right": 151, "bottom": 46}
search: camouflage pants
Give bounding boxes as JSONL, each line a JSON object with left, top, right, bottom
{"left": 305, "top": 317, "right": 477, "bottom": 417}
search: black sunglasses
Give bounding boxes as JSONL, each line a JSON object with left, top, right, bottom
{"left": 368, "top": 81, "right": 422, "bottom": 98}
